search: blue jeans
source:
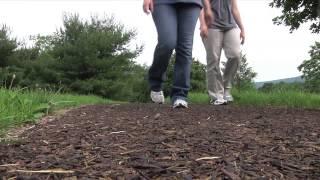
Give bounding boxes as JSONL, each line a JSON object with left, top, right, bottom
{"left": 148, "top": 3, "right": 201, "bottom": 103}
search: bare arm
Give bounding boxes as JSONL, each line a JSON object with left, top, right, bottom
{"left": 199, "top": 9, "right": 209, "bottom": 38}
{"left": 202, "top": 0, "right": 213, "bottom": 26}
{"left": 199, "top": 0, "right": 213, "bottom": 38}
{"left": 199, "top": 9, "right": 206, "bottom": 28}
{"left": 231, "top": 0, "right": 244, "bottom": 31}
{"left": 143, "top": 0, "right": 154, "bottom": 14}
{"left": 231, "top": 0, "right": 245, "bottom": 44}
{"left": 202, "top": 0, "right": 211, "bottom": 13}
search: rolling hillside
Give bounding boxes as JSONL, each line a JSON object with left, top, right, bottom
{"left": 255, "top": 76, "right": 304, "bottom": 88}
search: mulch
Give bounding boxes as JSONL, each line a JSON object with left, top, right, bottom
{"left": 0, "top": 103, "right": 319, "bottom": 179}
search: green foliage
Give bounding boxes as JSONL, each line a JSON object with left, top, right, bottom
{"left": 270, "top": 0, "right": 320, "bottom": 33}
{"left": 0, "top": 88, "right": 111, "bottom": 133}
{"left": 298, "top": 41, "right": 320, "bottom": 92}
{"left": 0, "top": 25, "right": 53, "bottom": 89}
{"left": 222, "top": 53, "right": 257, "bottom": 91}
{"left": 232, "top": 89, "right": 320, "bottom": 108}
{"left": 129, "top": 65, "right": 150, "bottom": 102}
{"left": 234, "top": 54, "right": 257, "bottom": 90}
{"left": 190, "top": 60, "right": 207, "bottom": 92}
{"left": 51, "top": 14, "right": 140, "bottom": 80}
{"left": 46, "top": 14, "right": 143, "bottom": 100}
{"left": 188, "top": 90, "right": 320, "bottom": 109}
{"left": 0, "top": 15, "right": 148, "bottom": 102}
{"left": 1, "top": 46, "right": 59, "bottom": 90}
{"left": 0, "top": 25, "right": 18, "bottom": 67}
{"left": 0, "top": 67, "right": 11, "bottom": 87}
{"left": 188, "top": 92, "right": 209, "bottom": 104}
{"left": 0, "top": 14, "right": 146, "bottom": 101}
{"left": 30, "top": 35, "right": 55, "bottom": 53}
{"left": 259, "top": 82, "right": 305, "bottom": 93}
{"left": 259, "top": 82, "right": 273, "bottom": 92}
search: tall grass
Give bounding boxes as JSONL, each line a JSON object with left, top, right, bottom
{"left": 232, "top": 90, "right": 320, "bottom": 108}
{"left": 189, "top": 90, "right": 320, "bottom": 109}
{"left": 0, "top": 88, "right": 111, "bottom": 133}
{"left": 188, "top": 92, "right": 210, "bottom": 104}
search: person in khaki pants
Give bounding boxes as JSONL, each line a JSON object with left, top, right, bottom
{"left": 200, "top": 0, "right": 245, "bottom": 105}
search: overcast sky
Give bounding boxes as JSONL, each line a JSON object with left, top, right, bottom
{"left": 0, "top": 0, "right": 319, "bottom": 82}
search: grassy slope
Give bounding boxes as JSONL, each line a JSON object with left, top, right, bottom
{"left": 0, "top": 88, "right": 112, "bottom": 133}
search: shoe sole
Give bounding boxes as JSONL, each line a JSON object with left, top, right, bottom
{"left": 213, "top": 101, "right": 228, "bottom": 106}
{"left": 173, "top": 103, "right": 188, "bottom": 109}
{"left": 224, "top": 96, "right": 234, "bottom": 102}
{"left": 151, "top": 97, "right": 165, "bottom": 104}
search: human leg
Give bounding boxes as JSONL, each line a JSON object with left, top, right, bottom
{"left": 149, "top": 4, "right": 178, "bottom": 92}
{"left": 222, "top": 28, "right": 241, "bottom": 101}
{"left": 202, "top": 29, "right": 225, "bottom": 102}
{"left": 149, "top": 4, "right": 178, "bottom": 103}
{"left": 171, "top": 3, "right": 201, "bottom": 105}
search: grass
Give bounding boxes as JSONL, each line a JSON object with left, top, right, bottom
{"left": 0, "top": 88, "right": 112, "bottom": 133}
{"left": 188, "top": 93, "right": 210, "bottom": 104}
{"left": 2, "top": 87, "right": 319, "bottom": 135}
{"left": 189, "top": 89, "right": 320, "bottom": 109}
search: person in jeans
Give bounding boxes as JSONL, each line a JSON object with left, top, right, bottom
{"left": 200, "top": 0, "right": 245, "bottom": 105}
{"left": 143, "top": 0, "right": 213, "bottom": 108}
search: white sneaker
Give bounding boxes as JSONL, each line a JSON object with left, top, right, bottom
{"left": 173, "top": 99, "right": 188, "bottom": 108}
{"left": 211, "top": 99, "right": 227, "bottom": 106}
{"left": 224, "top": 89, "right": 234, "bottom": 102}
{"left": 224, "top": 95, "right": 234, "bottom": 102}
{"left": 150, "top": 91, "right": 165, "bottom": 104}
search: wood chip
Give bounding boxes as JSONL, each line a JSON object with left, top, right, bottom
{"left": 120, "top": 150, "right": 142, "bottom": 155}
{"left": 0, "top": 164, "right": 19, "bottom": 167}
{"left": 9, "top": 168, "right": 74, "bottom": 174}
{"left": 221, "top": 168, "right": 241, "bottom": 180}
{"left": 196, "top": 156, "right": 221, "bottom": 161}
{"left": 154, "top": 113, "right": 161, "bottom": 120}
{"left": 109, "top": 131, "right": 126, "bottom": 135}
{"left": 162, "top": 142, "right": 177, "bottom": 148}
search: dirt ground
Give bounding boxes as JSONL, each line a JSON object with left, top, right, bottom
{"left": 0, "top": 104, "right": 319, "bottom": 180}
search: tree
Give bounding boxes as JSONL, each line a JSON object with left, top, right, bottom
{"left": 270, "top": 0, "right": 320, "bottom": 33}
{"left": 47, "top": 14, "right": 143, "bottom": 99}
{"left": 228, "top": 54, "right": 257, "bottom": 90}
{"left": 190, "top": 60, "right": 207, "bottom": 92}
{"left": 298, "top": 41, "right": 320, "bottom": 92}
{"left": 0, "top": 25, "right": 17, "bottom": 67}
{"left": 259, "top": 82, "right": 305, "bottom": 93}
{"left": 0, "top": 25, "right": 20, "bottom": 87}
{"left": 259, "top": 82, "right": 275, "bottom": 93}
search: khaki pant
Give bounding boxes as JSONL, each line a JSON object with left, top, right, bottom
{"left": 202, "top": 28, "right": 241, "bottom": 100}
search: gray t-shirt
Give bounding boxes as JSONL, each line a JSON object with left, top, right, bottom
{"left": 154, "top": 0, "right": 203, "bottom": 7}
{"left": 209, "top": 0, "right": 237, "bottom": 30}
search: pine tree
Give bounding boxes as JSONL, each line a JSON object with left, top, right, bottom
{"left": 298, "top": 41, "right": 320, "bottom": 92}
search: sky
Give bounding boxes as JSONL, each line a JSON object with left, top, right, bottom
{"left": 0, "top": 0, "right": 319, "bottom": 82}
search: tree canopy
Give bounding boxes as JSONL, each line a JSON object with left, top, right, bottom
{"left": 270, "top": 0, "right": 320, "bottom": 33}
{"left": 298, "top": 41, "right": 320, "bottom": 92}
{"left": 0, "top": 26, "right": 17, "bottom": 67}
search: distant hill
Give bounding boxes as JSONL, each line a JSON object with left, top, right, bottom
{"left": 255, "top": 76, "right": 304, "bottom": 88}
